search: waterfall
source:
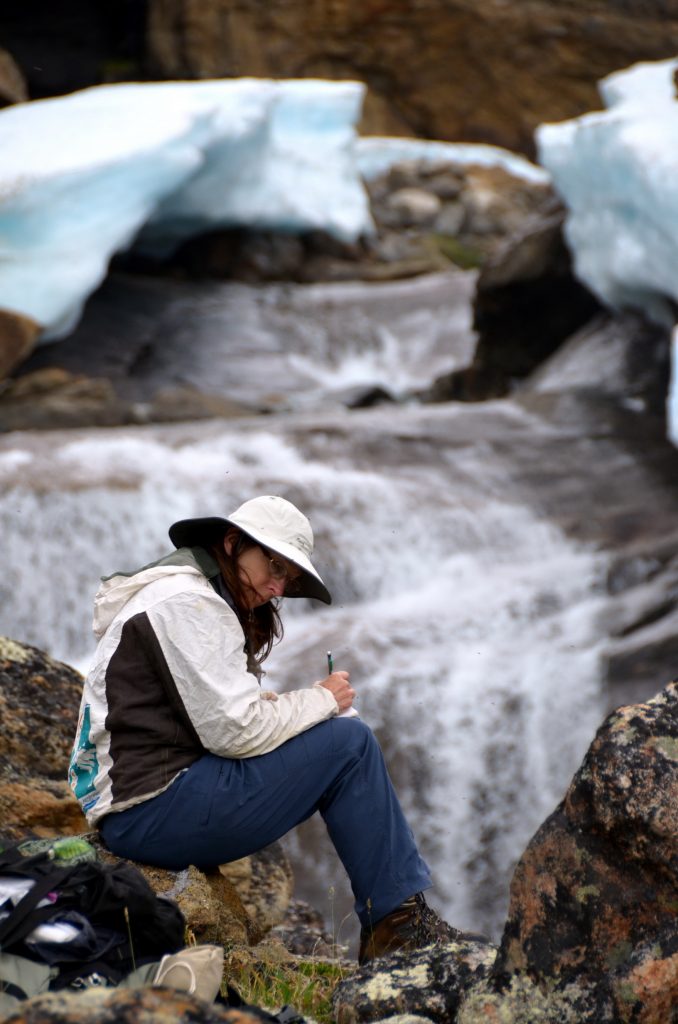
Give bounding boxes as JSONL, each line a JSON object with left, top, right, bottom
{"left": 0, "top": 394, "right": 609, "bottom": 941}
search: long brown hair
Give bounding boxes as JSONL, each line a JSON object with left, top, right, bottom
{"left": 209, "top": 528, "right": 283, "bottom": 671}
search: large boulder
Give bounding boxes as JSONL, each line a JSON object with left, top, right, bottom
{"left": 493, "top": 681, "right": 678, "bottom": 1022}
{"left": 0, "top": 637, "right": 87, "bottom": 839}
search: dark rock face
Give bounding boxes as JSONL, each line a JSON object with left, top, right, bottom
{"left": 494, "top": 681, "right": 678, "bottom": 1021}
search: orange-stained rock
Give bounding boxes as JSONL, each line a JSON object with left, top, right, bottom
{"left": 494, "top": 681, "right": 678, "bottom": 1022}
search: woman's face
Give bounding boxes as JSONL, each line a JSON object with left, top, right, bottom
{"left": 224, "top": 536, "right": 300, "bottom": 608}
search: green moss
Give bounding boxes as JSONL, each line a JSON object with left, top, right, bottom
{"left": 430, "top": 234, "right": 485, "bottom": 269}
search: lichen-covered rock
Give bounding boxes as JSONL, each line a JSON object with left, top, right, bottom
{"left": 219, "top": 842, "right": 294, "bottom": 941}
{"left": 332, "top": 938, "right": 497, "bottom": 1024}
{"left": 494, "top": 681, "right": 678, "bottom": 1021}
{"left": 0, "top": 637, "right": 87, "bottom": 840}
{"left": 458, "top": 974, "right": 613, "bottom": 1024}
{"left": 0, "top": 637, "right": 83, "bottom": 779}
{"left": 4, "top": 985, "right": 265, "bottom": 1023}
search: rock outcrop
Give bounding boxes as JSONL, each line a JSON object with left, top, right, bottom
{"left": 145, "top": 0, "right": 678, "bottom": 156}
{"left": 493, "top": 681, "right": 678, "bottom": 1022}
{"left": 329, "top": 682, "right": 678, "bottom": 1023}
{"left": 333, "top": 939, "right": 496, "bottom": 1023}
{"left": 0, "top": 636, "right": 87, "bottom": 840}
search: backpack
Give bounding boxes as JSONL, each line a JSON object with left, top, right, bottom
{"left": 0, "top": 836, "right": 186, "bottom": 1012}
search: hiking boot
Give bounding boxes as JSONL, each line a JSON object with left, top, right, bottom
{"left": 358, "top": 892, "right": 461, "bottom": 964}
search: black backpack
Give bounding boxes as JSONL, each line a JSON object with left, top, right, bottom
{"left": 0, "top": 837, "right": 186, "bottom": 991}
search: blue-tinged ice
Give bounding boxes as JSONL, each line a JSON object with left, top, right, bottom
{"left": 356, "top": 136, "right": 551, "bottom": 185}
{"left": 537, "top": 58, "right": 678, "bottom": 325}
{"left": 537, "top": 57, "right": 678, "bottom": 440}
{"left": 0, "top": 78, "right": 369, "bottom": 339}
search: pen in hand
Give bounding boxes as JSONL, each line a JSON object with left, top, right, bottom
{"left": 327, "top": 650, "right": 333, "bottom": 674}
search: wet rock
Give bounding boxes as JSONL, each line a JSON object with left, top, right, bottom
{"left": 333, "top": 938, "right": 496, "bottom": 1023}
{"left": 0, "top": 368, "right": 133, "bottom": 431}
{"left": 0, "top": 369, "right": 254, "bottom": 432}
{"left": 0, "top": 309, "right": 41, "bottom": 381}
{"left": 5, "top": 984, "right": 262, "bottom": 1023}
{"left": 493, "top": 681, "right": 678, "bottom": 1021}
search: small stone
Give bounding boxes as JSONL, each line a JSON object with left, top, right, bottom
{"left": 384, "top": 188, "right": 442, "bottom": 228}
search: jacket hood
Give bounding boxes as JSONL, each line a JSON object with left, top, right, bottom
{"left": 92, "top": 548, "right": 216, "bottom": 640}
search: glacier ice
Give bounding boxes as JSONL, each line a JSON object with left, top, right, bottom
{"left": 0, "top": 78, "right": 370, "bottom": 339}
{"left": 537, "top": 58, "right": 678, "bottom": 326}
{"left": 537, "top": 57, "right": 678, "bottom": 442}
{"left": 356, "top": 136, "right": 551, "bottom": 185}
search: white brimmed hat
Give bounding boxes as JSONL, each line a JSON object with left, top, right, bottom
{"left": 169, "top": 495, "right": 331, "bottom": 604}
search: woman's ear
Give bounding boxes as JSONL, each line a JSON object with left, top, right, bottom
{"left": 223, "top": 528, "right": 238, "bottom": 556}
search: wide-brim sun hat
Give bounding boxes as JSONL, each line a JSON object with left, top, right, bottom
{"left": 169, "top": 495, "right": 331, "bottom": 604}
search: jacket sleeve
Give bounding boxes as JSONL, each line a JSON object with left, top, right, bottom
{"left": 146, "top": 587, "right": 338, "bottom": 757}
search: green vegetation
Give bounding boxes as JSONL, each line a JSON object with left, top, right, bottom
{"left": 431, "top": 233, "right": 486, "bottom": 269}
{"left": 223, "top": 945, "right": 356, "bottom": 1024}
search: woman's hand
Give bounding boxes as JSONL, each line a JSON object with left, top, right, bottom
{"left": 319, "top": 670, "right": 355, "bottom": 712}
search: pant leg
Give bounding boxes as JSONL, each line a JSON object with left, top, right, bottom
{"left": 100, "top": 718, "right": 431, "bottom": 926}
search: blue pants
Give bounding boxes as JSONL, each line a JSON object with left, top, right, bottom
{"left": 100, "top": 717, "right": 431, "bottom": 926}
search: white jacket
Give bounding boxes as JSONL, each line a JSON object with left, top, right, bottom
{"left": 68, "top": 548, "right": 337, "bottom": 825}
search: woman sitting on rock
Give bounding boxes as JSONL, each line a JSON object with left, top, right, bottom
{"left": 69, "top": 494, "right": 456, "bottom": 963}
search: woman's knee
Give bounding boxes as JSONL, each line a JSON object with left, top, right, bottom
{"left": 331, "top": 716, "right": 379, "bottom": 756}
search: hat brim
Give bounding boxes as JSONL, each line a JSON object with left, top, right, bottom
{"left": 169, "top": 516, "right": 331, "bottom": 604}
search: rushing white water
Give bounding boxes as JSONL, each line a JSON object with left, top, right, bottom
{"left": 0, "top": 269, "right": 618, "bottom": 946}
{"left": 0, "top": 398, "right": 608, "bottom": 944}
